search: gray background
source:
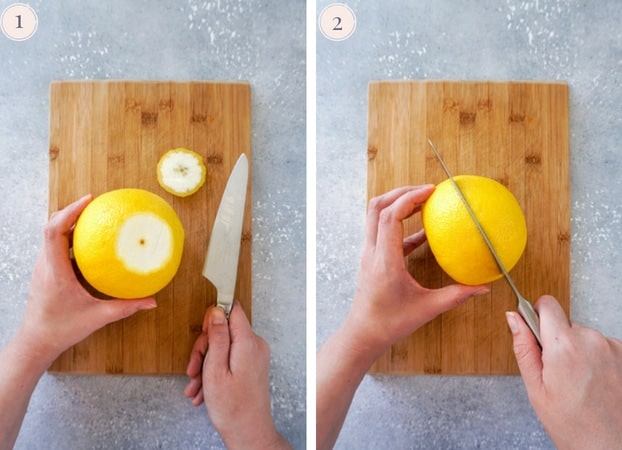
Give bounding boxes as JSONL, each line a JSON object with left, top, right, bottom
{"left": 317, "top": 0, "right": 622, "bottom": 449}
{"left": 0, "top": 1, "right": 305, "bottom": 449}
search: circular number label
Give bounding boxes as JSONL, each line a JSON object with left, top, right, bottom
{"left": 1, "top": 3, "right": 38, "bottom": 41}
{"left": 318, "top": 3, "right": 356, "bottom": 41}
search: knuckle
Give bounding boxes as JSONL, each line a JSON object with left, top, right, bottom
{"left": 368, "top": 196, "right": 393, "bottom": 221}
{"left": 378, "top": 207, "right": 394, "bottom": 225}
{"left": 367, "top": 195, "right": 383, "bottom": 213}
{"left": 255, "top": 335, "right": 271, "bottom": 358}
{"left": 578, "top": 326, "right": 609, "bottom": 351}
{"left": 43, "top": 220, "right": 60, "bottom": 241}
{"left": 513, "top": 340, "right": 533, "bottom": 363}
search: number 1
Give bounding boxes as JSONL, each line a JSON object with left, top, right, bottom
{"left": 15, "top": 14, "right": 23, "bottom": 29}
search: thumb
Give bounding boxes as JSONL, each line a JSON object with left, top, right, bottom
{"left": 204, "top": 307, "right": 231, "bottom": 373}
{"left": 424, "top": 284, "right": 490, "bottom": 319}
{"left": 506, "top": 311, "right": 543, "bottom": 394}
{"left": 97, "top": 297, "right": 157, "bottom": 325}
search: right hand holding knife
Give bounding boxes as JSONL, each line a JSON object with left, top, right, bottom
{"left": 184, "top": 301, "right": 291, "bottom": 449}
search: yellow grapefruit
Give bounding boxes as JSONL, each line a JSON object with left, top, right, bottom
{"left": 421, "top": 175, "right": 527, "bottom": 286}
{"left": 73, "top": 188, "right": 185, "bottom": 298}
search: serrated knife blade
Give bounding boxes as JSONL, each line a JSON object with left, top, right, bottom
{"left": 202, "top": 153, "right": 248, "bottom": 319}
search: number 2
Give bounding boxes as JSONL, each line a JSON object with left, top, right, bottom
{"left": 332, "top": 16, "right": 342, "bottom": 31}
{"left": 318, "top": 4, "right": 356, "bottom": 41}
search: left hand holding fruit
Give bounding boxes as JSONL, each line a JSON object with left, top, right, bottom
{"left": 345, "top": 185, "right": 489, "bottom": 359}
{"left": 316, "top": 185, "right": 490, "bottom": 450}
{"left": 20, "top": 194, "right": 157, "bottom": 365}
{"left": 1, "top": 195, "right": 157, "bottom": 449}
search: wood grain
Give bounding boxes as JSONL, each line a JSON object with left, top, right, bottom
{"left": 367, "top": 81, "right": 570, "bottom": 375}
{"left": 48, "top": 81, "right": 251, "bottom": 374}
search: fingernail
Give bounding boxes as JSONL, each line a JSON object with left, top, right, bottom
{"left": 505, "top": 312, "right": 518, "bottom": 334}
{"left": 473, "top": 287, "right": 490, "bottom": 297}
{"left": 140, "top": 301, "right": 157, "bottom": 310}
{"left": 211, "top": 307, "right": 226, "bottom": 325}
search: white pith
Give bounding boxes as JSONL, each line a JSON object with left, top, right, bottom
{"left": 159, "top": 151, "right": 203, "bottom": 193}
{"left": 115, "top": 213, "right": 173, "bottom": 273}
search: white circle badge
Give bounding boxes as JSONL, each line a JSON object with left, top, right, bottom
{"left": 1, "top": 3, "right": 38, "bottom": 42}
{"left": 319, "top": 3, "right": 356, "bottom": 42}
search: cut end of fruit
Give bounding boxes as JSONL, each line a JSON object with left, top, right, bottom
{"left": 115, "top": 212, "right": 173, "bottom": 274}
{"left": 72, "top": 188, "right": 185, "bottom": 299}
{"left": 157, "top": 148, "right": 206, "bottom": 197}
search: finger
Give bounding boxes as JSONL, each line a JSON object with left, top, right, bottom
{"left": 96, "top": 297, "right": 157, "bottom": 326}
{"left": 376, "top": 185, "right": 436, "bottom": 260}
{"left": 202, "top": 306, "right": 212, "bottom": 332}
{"left": 204, "top": 306, "right": 231, "bottom": 373}
{"left": 422, "top": 284, "right": 490, "bottom": 320}
{"left": 44, "top": 195, "right": 93, "bottom": 275}
{"left": 227, "top": 301, "right": 254, "bottom": 343}
{"left": 191, "top": 388, "right": 204, "bottom": 407}
{"left": 506, "top": 311, "right": 544, "bottom": 395}
{"left": 403, "top": 228, "right": 427, "bottom": 256}
{"left": 183, "top": 375, "right": 203, "bottom": 399}
{"left": 535, "top": 295, "right": 570, "bottom": 343}
{"left": 186, "top": 332, "right": 209, "bottom": 377}
{"left": 365, "top": 186, "right": 420, "bottom": 248}
{"left": 44, "top": 195, "right": 92, "bottom": 249}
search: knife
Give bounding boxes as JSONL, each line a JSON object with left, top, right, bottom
{"left": 427, "top": 139, "right": 542, "bottom": 346}
{"left": 202, "top": 153, "right": 249, "bottom": 319}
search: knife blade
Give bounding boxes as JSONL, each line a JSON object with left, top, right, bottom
{"left": 427, "top": 139, "right": 542, "bottom": 346}
{"left": 202, "top": 153, "right": 249, "bottom": 319}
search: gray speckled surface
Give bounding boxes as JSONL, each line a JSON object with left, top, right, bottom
{"left": 317, "top": 0, "right": 622, "bottom": 449}
{"left": 0, "top": 1, "right": 305, "bottom": 449}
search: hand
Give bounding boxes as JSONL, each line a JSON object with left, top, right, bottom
{"left": 345, "top": 185, "right": 489, "bottom": 359}
{"left": 0, "top": 195, "right": 157, "bottom": 449}
{"left": 20, "top": 195, "right": 157, "bottom": 365}
{"left": 184, "top": 302, "right": 290, "bottom": 450}
{"left": 507, "top": 295, "right": 622, "bottom": 449}
{"left": 316, "top": 185, "right": 489, "bottom": 450}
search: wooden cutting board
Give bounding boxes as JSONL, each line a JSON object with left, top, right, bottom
{"left": 367, "top": 81, "right": 570, "bottom": 375}
{"left": 48, "top": 81, "right": 251, "bottom": 374}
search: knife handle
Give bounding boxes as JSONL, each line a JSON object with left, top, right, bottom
{"left": 216, "top": 293, "right": 233, "bottom": 320}
{"left": 518, "top": 296, "right": 542, "bottom": 348}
